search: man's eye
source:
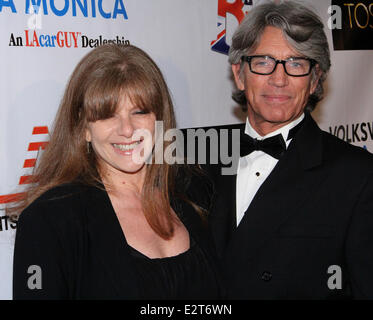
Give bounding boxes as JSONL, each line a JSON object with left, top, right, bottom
{"left": 255, "top": 60, "right": 270, "bottom": 66}
{"left": 289, "top": 62, "right": 302, "bottom": 68}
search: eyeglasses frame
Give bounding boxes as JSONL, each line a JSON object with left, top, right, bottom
{"left": 241, "top": 55, "right": 317, "bottom": 77}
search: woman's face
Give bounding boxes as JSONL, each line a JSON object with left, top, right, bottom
{"left": 85, "top": 95, "right": 156, "bottom": 177}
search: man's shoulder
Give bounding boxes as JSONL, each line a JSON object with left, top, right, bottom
{"left": 182, "top": 122, "right": 244, "bottom": 132}
{"left": 321, "top": 130, "right": 373, "bottom": 169}
{"left": 182, "top": 122, "right": 244, "bottom": 148}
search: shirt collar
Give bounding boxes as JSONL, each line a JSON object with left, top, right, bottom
{"left": 245, "top": 113, "right": 305, "bottom": 142}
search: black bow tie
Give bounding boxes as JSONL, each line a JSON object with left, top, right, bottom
{"left": 240, "top": 119, "right": 304, "bottom": 159}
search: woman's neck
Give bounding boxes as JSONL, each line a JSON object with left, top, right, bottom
{"left": 100, "top": 165, "right": 147, "bottom": 196}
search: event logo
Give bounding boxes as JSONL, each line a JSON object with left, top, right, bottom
{"left": 0, "top": 0, "right": 128, "bottom": 20}
{"left": 3, "top": 1, "right": 130, "bottom": 48}
{"left": 329, "top": 121, "right": 373, "bottom": 151}
{"left": 210, "top": 0, "right": 253, "bottom": 55}
{"left": 0, "top": 126, "right": 49, "bottom": 206}
{"left": 329, "top": 0, "right": 373, "bottom": 50}
{"left": 9, "top": 30, "right": 130, "bottom": 48}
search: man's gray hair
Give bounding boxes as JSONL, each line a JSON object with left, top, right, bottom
{"left": 229, "top": 0, "right": 331, "bottom": 112}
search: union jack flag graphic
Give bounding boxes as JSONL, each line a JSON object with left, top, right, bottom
{"left": 211, "top": 0, "right": 254, "bottom": 55}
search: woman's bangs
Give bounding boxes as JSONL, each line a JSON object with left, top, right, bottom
{"left": 84, "top": 70, "right": 161, "bottom": 122}
{"left": 123, "top": 75, "right": 159, "bottom": 116}
{"left": 84, "top": 73, "right": 123, "bottom": 122}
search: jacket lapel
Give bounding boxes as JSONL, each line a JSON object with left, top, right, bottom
{"left": 208, "top": 123, "right": 244, "bottom": 257}
{"left": 226, "top": 113, "right": 326, "bottom": 263}
{"left": 209, "top": 168, "right": 237, "bottom": 257}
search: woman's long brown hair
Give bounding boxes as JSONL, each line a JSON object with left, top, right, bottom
{"left": 8, "top": 44, "right": 189, "bottom": 240}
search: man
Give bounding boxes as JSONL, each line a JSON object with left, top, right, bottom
{"left": 207, "top": 1, "right": 373, "bottom": 299}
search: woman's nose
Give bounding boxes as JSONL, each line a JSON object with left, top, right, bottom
{"left": 117, "top": 115, "right": 134, "bottom": 138}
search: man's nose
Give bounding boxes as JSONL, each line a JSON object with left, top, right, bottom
{"left": 268, "top": 62, "right": 289, "bottom": 87}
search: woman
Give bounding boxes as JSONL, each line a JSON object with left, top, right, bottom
{"left": 12, "top": 44, "right": 221, "bottom": 299}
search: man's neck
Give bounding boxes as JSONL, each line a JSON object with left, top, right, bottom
{"left": 248, "top": 115, "right": 304, "bottom": 137}
{"left": 246, "top": 113, "right": 305, "bottom": 140}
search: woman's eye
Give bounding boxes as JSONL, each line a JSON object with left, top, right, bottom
{"left": 134, "top": 109, "right": 149, "bottom": 115}
{"left": 100, "top": 115, "right": 116, "bottom": 121}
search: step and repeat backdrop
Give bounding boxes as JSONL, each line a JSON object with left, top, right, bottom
{"left": 0, "top": 0, "right": 372, "bottom": 299}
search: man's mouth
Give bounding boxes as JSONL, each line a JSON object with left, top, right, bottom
{"left": 263, "top": 95, "right": 291, "bottom": 102}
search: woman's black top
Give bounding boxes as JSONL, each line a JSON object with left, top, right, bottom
{"left": 128, "top": 236, "right": 220, "bottom": 300}
{"left": 13, "top": 182, "right": 222, "bottom": 299}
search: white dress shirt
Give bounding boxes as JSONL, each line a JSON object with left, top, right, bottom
{"left": 236, "top": 113, "right": 305, "bottom": 226}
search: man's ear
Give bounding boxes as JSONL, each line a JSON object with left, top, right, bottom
{"left": 232, "top": 63, "right": 245, "bottom": 91}
{"left": 310, "top": 66, "right": 322, "bottom": 95}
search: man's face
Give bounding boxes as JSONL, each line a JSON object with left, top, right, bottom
{"left": 232, "top": 26, "right": 320, "bottom": 135}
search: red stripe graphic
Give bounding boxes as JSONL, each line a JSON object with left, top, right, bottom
{"left": 28, "top": 141, "right": 48, "bottom": 151}
{"left": 0, "top": 126, "right": 50, "bottom": 204}
{"left": 0, "top": 193, "right": 24, "bottom": 204}
{"left": 23, "top": 159, "right": 36, "bottom": 168}
{"left": 19, "top": 175, "right": 33, "bottom": 185}
{"left": 32, "top": 126, "right": 49, "bottom": 135}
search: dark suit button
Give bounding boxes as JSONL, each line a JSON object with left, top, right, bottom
{"left": 261, "top": 271, "right": 272, "bottom": 282}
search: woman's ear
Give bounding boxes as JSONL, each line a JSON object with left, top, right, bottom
{"left": 232, "top": 63, "right": 245, "bottom": 91}
{"left": 85, "top": 128, "right": 91, "bottom": 142}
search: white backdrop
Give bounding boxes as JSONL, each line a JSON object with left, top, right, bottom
{"left": 1, "top": 0, "right": 372, "bottom": 299}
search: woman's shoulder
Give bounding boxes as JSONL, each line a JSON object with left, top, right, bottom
{"left": 19, "top": 182, "right": 95, "bottom": 226}
{"left": 15, "top": 182, "right": 100, "bottom": 265}
{"left": 38, "top": 182, "right": 89, "bottom": 201}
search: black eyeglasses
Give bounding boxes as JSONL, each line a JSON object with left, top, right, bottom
{"left": 241, "top": 55, "right": 317, "bottom": 77}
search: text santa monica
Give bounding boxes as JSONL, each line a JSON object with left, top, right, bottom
{"left": 0, "top": 0, "right": 128, "bottom": 19}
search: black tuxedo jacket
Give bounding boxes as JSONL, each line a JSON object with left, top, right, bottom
{"left": 205, "top": 113, "right": 373, "bottom": 299}
{"left": 13, "top": 181, "right": 222, "bottom": 299}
